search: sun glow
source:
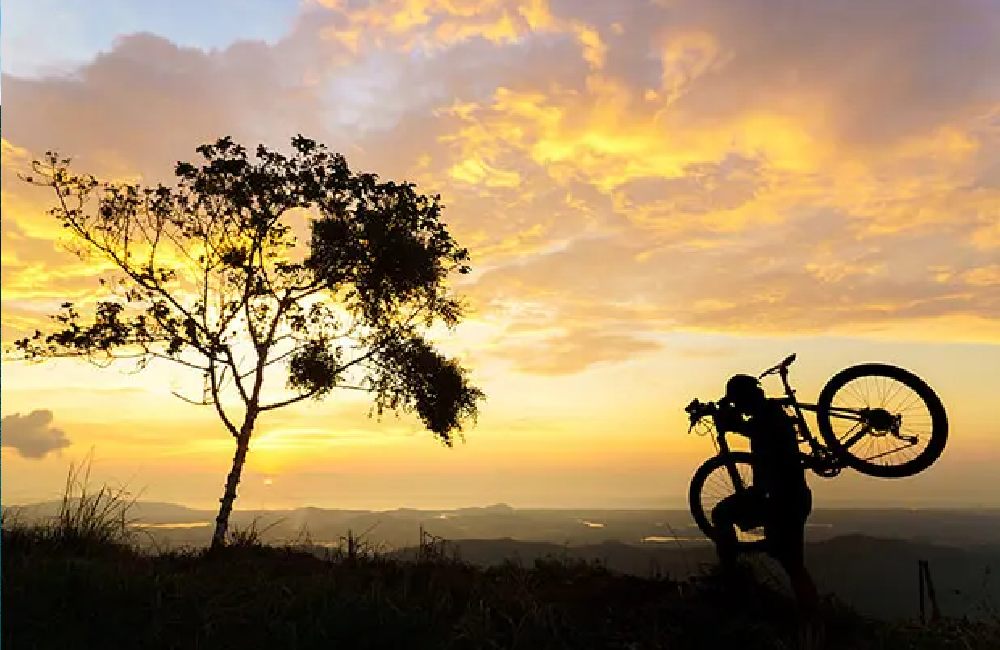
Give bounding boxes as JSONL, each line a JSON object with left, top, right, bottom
{"left": 2, "top": 0, "right": 998, "bottom": 509}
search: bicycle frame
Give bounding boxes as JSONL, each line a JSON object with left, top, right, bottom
{"left": 770, "top": 363, "right": 843, "bottom": 476}
{"left": 690, "top": 355, "right": 943, "bottom": 543}
{"left": 709, "top": 360, "right": 846, "bottom": 484}
{"left": 719, "top": 359, "right": 914, "bottom": 481}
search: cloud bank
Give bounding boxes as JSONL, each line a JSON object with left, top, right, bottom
{"left": 2, "top": 0, "right": 998, "bottom": 375}
{"left": 1, "top": 410, "right": 71, "bottom": 459}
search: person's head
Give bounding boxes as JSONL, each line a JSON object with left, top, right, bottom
{"left": 725, "top": 374, "right": 765, "bottom": 413}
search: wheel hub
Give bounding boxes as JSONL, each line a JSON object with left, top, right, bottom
{"left": 862, "top": 408, "right": 899, "bottom": 435}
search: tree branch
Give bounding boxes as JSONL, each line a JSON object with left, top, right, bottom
{"left": 208, "top": 359, "right": 240, "bottom": 438}
{"left": 171, "top": 390, "right": 211, "bottom": 406}
{"left": 258, "top": 388, "right": 321, "bottom": 412}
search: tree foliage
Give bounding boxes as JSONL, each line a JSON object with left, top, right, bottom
{"left": 15, "top": 136, "right": 483, "bottom": 545}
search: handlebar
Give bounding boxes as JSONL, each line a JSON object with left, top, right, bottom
{"left": 682, "top": 352, "right": 841, "bottom": 476}
{"left": 685, "top": 398, "right": 722, "bottom": 433}
{"left": 685, "top": 353, "right": 797, "bottom": 432}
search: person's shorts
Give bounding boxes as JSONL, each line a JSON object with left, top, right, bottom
{"left": 713, "top": 486, "right": 812, "bottom": 564}
{"left": 764, "top": 488, "right": 812, "bottom": 564}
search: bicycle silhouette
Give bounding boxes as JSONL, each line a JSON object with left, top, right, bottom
{"left": 685, "top": 354, "right": 948, "bottom": 548}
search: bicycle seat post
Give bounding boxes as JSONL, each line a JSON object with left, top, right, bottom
{"left": 779, "top": 365, "right": 794, "bottom": 397}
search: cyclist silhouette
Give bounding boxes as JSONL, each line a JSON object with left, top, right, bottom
{"left": 710, "top": 373, "right": 818, "bottom": 612}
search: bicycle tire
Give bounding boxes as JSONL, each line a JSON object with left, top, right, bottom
{"left": 689, "top": 451, "right": 768, "bottom": 551}
{"left": 817, "top": 363, "right": 947, "bottom": 478}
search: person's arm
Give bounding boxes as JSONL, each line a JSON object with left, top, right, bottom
{"left": 714, "top": 400, "right": 750, "bottom": 437}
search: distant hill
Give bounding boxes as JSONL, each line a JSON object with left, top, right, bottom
{"left": 370, "top": 535, "right": 1000, "bottom": 620}
{"left": 7, "top": 501, "right": 999, "bottom": 548}
{"left": 9, "top": 525, "right": 999, "bottom": 650}
{"left": 6, "top": 500, "right": 998, "bottom": 619}
{"left": 5, "top": 500, "right": 213, "bottom": 523}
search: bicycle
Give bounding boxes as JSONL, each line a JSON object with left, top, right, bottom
{"left": 685, "top": 353, "right": 948, "bottom": 549}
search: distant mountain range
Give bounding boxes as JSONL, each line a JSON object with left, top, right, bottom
{"left": 374, "top": 534, "right": 998, "bottom": 620}
{"left": 5, "top": 501, "right": 998, "bottom": 619}
{"left": 7, "top": 501, "right": 1000, "bottom": 548}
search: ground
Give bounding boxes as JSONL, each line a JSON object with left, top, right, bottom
{"left": 3, "top": 522, "right": 998, "bottom": 650}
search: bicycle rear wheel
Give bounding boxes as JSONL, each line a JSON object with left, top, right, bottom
{"left": 689, "top": 452, "right": 767, "bottom": 551}
{"left": 816, "top": 364, "right": 947, "bottom": 478}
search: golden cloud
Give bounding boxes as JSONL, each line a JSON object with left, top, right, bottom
{"left": 3, "top": 0, "right": 999, "bottom": 374}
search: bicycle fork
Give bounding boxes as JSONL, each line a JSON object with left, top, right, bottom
{"left": 716, "top": 434, "right": 747, "bottom": 491}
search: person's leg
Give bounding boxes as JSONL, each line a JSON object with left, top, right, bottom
{"left": 785, "top": 554, "right": 819, "bottom": 617}
{"left": 711, "top": 495, "right": 740, "bottom": 567}
{"left": 785, "top": 548, "right": 822, "bottom": 649}
{"left": 790, "top": 488, "right": 819, "bottom": 617}
{"left": 768, "top": 495, "right": 819, "bottom": 618}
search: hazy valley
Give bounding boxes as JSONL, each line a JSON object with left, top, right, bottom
{"left": 8, "top": 501, "right": 999, "bottom": 620}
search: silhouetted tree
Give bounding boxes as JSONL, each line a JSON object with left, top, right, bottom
{"left": 15, "top": 136, "right": 483, "bottom": 548}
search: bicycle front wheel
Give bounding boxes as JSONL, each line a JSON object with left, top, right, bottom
{"left": 817, "top": 364, "right": 948, "bottom": 478}
{"left": 689, "top": 452, "right": 767, "bottom": 551}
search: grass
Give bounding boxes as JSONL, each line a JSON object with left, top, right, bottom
{"left": 3, "top": 471, "right": 999, "bottom": 649}
{"left": 2, "top": 454, "right": 139, "bottom": 556}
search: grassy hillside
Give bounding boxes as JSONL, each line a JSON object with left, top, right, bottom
{"left": 370, "top": 535, "right": 1000, "bottom": 620}
{"left": 4, "top": 521, "right": 999, "bottom": 650}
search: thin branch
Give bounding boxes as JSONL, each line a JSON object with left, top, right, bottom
{"left": 334, "top": 343, "right": 383, "bottom": 376}
{"left": 259, "top": 388, "right": 321, "bottom": 412}
{"left": 208, "top": 359, "right": 240, "bottom": 438}
{"left": 258, "top": 382, "right": 370, "bottom": 412}
{"left": 258, "top": 345, "right": 302, "bottom": 371}
{"left": 150, "top": 353, "right": 210, "bottom": 372}
{"left": 222, "top": 346, "right": 251, "bottom": 404}
{"left": 171, "top": 390, "right": 211, "bottom": 406}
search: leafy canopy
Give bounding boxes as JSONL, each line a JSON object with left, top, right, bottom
{"left": 16, "top": 136, "right": 482, "bottom": 441}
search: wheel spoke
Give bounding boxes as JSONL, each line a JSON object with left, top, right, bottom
{"left": 884, "top": 379, "right": 906, "bottom": 410}
{"left": 860, "top": 441, "right": 918, "bottom": 463}
{"left": 895, "top": 390, "right": 921, "bottom": 413}
{"left": 825, "top": 371, "right": 939, "bottom": 470}
{"left": 846, "top": 381, "right": 867, "bottom": 406}
{"left": 698, "top": 459, "right": 765, "bottom": 544}
{"left": 840, "top": 423, "right": 868, "bottom": 449}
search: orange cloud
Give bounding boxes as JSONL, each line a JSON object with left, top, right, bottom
{"left": 3, "top": 0, "right": 999, "bottom": 369}
{"left": 2, "top": 1, "right": 998, "bottom": 514}
{"left": 315, "top": 0, "right": 608, "bottom": 73}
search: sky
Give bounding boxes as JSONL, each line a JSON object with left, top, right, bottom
{"left": 1, "top": 0, "right": 999, "bottom": 512}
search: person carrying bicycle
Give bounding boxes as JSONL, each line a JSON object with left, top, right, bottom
{"left": 710, "top": 373, "right": 818, "bottom": 613}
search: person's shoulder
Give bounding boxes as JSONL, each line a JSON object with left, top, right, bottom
{"left": 760, "top": 399, "right": 790, "bottom": 416}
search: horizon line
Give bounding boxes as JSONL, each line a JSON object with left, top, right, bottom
{"left": 5, "top": 499, "right": 1000, "bottom": 512}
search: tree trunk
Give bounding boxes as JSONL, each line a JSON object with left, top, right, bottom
{"left": 210, "top": 414, "right": 256, "bottom": 549}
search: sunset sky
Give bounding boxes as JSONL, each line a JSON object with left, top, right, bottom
{"left": 2, "top": 0, "right": 998, "bottom": 512}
